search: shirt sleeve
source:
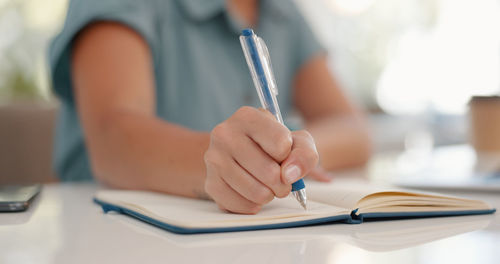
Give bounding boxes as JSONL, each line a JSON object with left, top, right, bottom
{"left": 48, "top": 0, "right": 159, "bottom": 103}
{"left": 290, "top": 4, "right": 327, "bottom": 74}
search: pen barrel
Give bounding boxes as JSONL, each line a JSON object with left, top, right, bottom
{"left": 240, "top": 32, "right": 284, "bottom": 125}
{"left": 267, "top": 94, "right": 284, "bottom": 124}
{"left": 240, "top": 29, "right": 305, "bottom": 195}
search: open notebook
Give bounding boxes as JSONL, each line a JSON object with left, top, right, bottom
{"left": 94, "top": 180, "right": 495, "bottom": 234}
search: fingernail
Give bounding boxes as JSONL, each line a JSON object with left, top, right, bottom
{"left": 284, "top": 165, "right": 301, "bottom": 184}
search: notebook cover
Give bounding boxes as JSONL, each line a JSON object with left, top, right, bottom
{"left": 356, "top": 209, "right": 496, "bottom": 222}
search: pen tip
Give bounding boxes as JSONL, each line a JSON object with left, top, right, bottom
{"left": 299, "top": 199, "right": 307, "bottom": 210}
{"left": 293, "top": 189, "right": 307, "bottom": 210}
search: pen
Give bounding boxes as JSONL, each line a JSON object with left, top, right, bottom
{"left": 239, "top": 28, "right": 307, "bottom": 210}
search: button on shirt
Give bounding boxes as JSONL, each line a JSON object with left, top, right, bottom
{"left": 49, "top": 0, "right": 325, "bottom": 181}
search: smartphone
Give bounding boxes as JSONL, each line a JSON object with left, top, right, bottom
{"left": 0, "top": 184, "right": 41, "bottom": 212}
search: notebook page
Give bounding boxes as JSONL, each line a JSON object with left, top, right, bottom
{"left": 306, "top": 179, "right": 492, "bottom": 212}
{"left": 96, "top": 190, "right": 350, "bottom": 229}
{"left": 306, "top": 179, "right": 395, "bottom": 209}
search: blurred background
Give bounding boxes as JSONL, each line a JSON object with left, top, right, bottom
{"left": 0, "top": 0, "right": 499, "bottom": 183}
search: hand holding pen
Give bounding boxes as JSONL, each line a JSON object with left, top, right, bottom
{"left": 203, "top": 29, "right": 318, "bottom": 214}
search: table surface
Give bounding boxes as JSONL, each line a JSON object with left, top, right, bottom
{"left": 2, "top": 152, "right": 500, "bottom": 264}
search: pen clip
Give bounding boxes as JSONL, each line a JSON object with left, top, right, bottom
{"left": 257, "top": 37, "right": 278, "bottom": 96}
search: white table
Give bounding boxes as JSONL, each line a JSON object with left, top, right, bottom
{"left": 1, "top": 181, "right": 499, "bottom": 264}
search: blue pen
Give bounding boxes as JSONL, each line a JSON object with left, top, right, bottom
{"left": 240, "top": 28, "right": 307, "bottom": 210}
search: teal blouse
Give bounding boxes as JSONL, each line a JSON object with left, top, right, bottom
{"left": 49, "top": 0, "right": 324, "bottom": 181}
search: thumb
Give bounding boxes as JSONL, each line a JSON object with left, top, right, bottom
{"left": 280, "top": 131, "right": 319, "bottom": 184}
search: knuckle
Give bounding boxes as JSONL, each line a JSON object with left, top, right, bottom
{"left": 273, "top": 130, "right": 292, "bottom": 161}
{"left": 264, "top": 162, "right": 281, "bottom": 182}
{"left": 295, "top": 129, "right": 312, "bottom": 139}
{"left": 262, "top": 162, "right": 284, "bottom": 194}
{"left": 211, "top": 123, "right": 230, "bottom": 144}
{"left": 236, "top": 106, "right": 257, "bottom": 119}
{"left": 294, "top": 130, "right": 316, "bottom": 146}
{"left": 261, "top": 163, "right": 290, "bottom": 198}
{"left": 251, "top": 186, "right": 274, "bottom": 205}
{"left": 275, "top": 184, "right": 292, "bottom": 198}
{"left": 203, "top": 150, "right": 220, "bottom": 167}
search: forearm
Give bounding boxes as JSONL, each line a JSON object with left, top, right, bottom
{"left": 70, "top": 23, "right": 211, "bottom": 198}
{"left": 85, "top": 111, "right": 210, "bottom": 199}
{"left": 306, "top": 115, "right": 372, "bottom": 171}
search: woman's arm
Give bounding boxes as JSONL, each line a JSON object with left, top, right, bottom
{"left": 293, "top": 55, "right": 372, "bottom": 171}
{"left": 72, "top": 22, "right": 319, "bottom": 214}
{"left": 72, "top": 22, "right": 210, "bottom": 198}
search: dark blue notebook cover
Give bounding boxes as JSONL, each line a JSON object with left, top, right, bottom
{"left": 93, "top": 198, "right": 496, "bottom": 234}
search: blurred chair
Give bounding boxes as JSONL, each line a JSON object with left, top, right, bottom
{"left": 0, "top": 102, "right": 58, "bottom": 184}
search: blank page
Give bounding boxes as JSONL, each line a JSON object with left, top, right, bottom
{"left": 96, "top": 190, "right": 350, "bottom": 229}
{"left": 306, "top": 179, "right": 491, "bottom": 213}
{"left": 306, "top": 179, "right": 389, "bottom": 209}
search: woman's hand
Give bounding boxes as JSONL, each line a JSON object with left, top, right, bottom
{"left": 204, "top": 106, "right": 319, "bottom": 214}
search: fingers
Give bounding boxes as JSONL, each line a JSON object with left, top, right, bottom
{"left": 206, "top": 130, "right": 289, "bottom": 201}
{"left": 230, "top": 136, "right": 291, "bottom": 198}
{"left": 229, "top": 106, "right": 292, "bottom": 163}
{"left": 204, "top": 142, "right": 277, "bottom": 213}
{"left": 222, "top": 157, "right": 275, "bottom": 205}
{"left": 281, "top": 130, "right": 320, "bottom": 184}
{"left": 204, "top": 168, "right": 262, "bottom": 214}
{"left": 204, "top": 107, "right": 318, "bottom": 215}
